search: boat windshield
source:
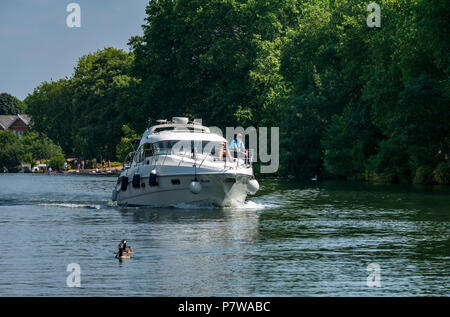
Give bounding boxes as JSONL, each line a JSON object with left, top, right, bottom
{"left": 134, "top": 140, "right": 225, "bottom": 163}
{"left": 152, "top": 140, "right": 222, "bottom": 156}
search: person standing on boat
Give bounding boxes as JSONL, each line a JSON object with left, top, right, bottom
{"left": 230, "top": 133, "right": 248, "bottom": 162}
{"left": 218, "top": 142, "right": 234, "bottom": 162}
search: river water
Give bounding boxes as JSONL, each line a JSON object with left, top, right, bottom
{"left": 0, "top": 174, "right": 448, "bottom": 296}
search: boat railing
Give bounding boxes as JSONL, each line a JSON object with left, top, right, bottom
{"left": 123, "top": 151, "right": 135, "bottom": 170}
{"left": 233, "top": 149, "right": 254, "bottom": 169}
{"left": 125, "top": 148, "right": 254, "bottom": 170}
{"left": 248, "top": 149, "right": 255, "bottom": 164}
{"left": 198, "top": 151, "right": 210, "bottom": 168}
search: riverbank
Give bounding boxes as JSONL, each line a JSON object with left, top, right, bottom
{"left": 65, "top": 166, "right": 122, "bottom": 175}
{"left": 16, "top": 165, "right": 123, "bottom": 176}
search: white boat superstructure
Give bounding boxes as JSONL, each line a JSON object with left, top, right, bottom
{"left": 112, "top": 117, "right": 259, "bottom": 207}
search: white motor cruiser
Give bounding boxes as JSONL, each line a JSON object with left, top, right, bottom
{"left": 112, "top": 117, "right": 259, "bottom": 207}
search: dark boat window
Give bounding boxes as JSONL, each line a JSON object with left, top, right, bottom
{"left": 171, "top": 179, "right": 181, "bottom": 185}
{"left": 143, "top": 142, "right": 153, "bottom": 158}
{"left": 151, "top": 140, "right": 223, "bottom": 156}
{"left": 134, "top": 145, "right": 144, "bottom": 163}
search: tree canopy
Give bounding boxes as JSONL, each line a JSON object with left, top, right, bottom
{"left": 21, "top": 0, "right": 450, "bottom": 184}
{"left": 0, "top": 93, "right": 24, "bottom": 115}
{"left": 0, "top": 130, "right": 63, "bottom": 172}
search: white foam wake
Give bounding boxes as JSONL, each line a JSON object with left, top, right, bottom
{"left": 38, "top": 203, "right": 101, "bottom": 210}
{"left": 231, "top": 200, "right": 269, "bottom": 210}
{"left": 169, "top": 199, "right": 271, "bottom": 210}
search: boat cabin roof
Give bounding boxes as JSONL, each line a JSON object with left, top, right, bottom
{"left": 139, "top": 119, "right": 226, "bottom": 146}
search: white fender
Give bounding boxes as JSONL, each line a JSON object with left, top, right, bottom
{"left": 189, "top": 180, "right": 202, "bottom": 194}
{"left": 246, "top": 179, "right": 259, "bottom": 194}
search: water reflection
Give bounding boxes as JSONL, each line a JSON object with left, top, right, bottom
{"left": 118, "top": 206, "right": 227, "bottom": 223}
{"left": 117, "top": 205, "right": 261, "bottom": 243}
{"left": 112, "top": 205, "right": 262, "bottom": 296}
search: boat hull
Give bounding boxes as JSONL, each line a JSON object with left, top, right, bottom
{"left": 115, "top": 173, "right": 252, "bottom": 207}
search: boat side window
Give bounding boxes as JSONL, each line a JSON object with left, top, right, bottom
{"left": 134, "top": 145, "right": 144, "bottom": 163}
{"left": 143, "top": 143, "right": 153, "bottom": 157}
{"left": 171, "top": 140, "right": 191, "bottom": 155}
{"left": 202, "top": 141, "right": 220, "bottom": 155}
{"left": 150, "top": 140, "right": 221, "bottom": 156}
{"left": 152, "top": 141, "right": 166, "bottom": 155}
{"left": 133, "top": 146, "right": 139, "bottom": 162}
{"left": 152, "top": 140, "right": 184, "bottom": 155}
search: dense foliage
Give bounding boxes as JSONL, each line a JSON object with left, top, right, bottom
{"left": 0, "top": 93, "right": 24, "bottom": 115}
{"left": 71, "top": 48, "right": 139, "bottom": 159}
{"left": 25, "top": 48, "right": 138, "bottom": 160}
{"left": 21, "top": 0, "right": 449, "bottom": 184}
{"left": 21, "top": 131, "right": 64, "bottom": 164}
{"left": 25, "top": 79, "right": 73, "bottom": 152}
{"left": 115, "top": 125, "right": 139, "bottom": 162}
{"left": 0, "top": 130, "right": 63, "bottom": 171}
{"left": 0, "top": 130, "right": 24, "bottom": 172}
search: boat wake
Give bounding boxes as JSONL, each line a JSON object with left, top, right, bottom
{"left": 37, "top": 203, "right": 102, "bottom": 210}
{"left": 169, "top": 199, "right": 272, "bottom": 211}
{"left": 233, "top": 200, "right": 273, "bottom": 210}
{"left": 2, "top": 197, "right": 274, "bottom": 212}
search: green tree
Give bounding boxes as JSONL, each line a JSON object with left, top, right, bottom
{"left": 0, "top": 130, "right": 23, "bottom": 172}
{"left": 322, "top": 104, "right": 383, "bottom": 179}
{"left": 279, "top": 0, "right": 350, "bottom": 178}
{"left": 371, "top": 75, "right": 450, "bottom": 183}
{"left": 21, "top": 131, "right": 64, "bottom": 164}
{"left": 20, "top": 0, "right": 450, "bottom": 184}
{"left": 49, "top": 153, "right": 66, "bottom": 170}
{"left": 132, "top": 0, "right": 299, "bottom": 131}
{"left": 25, "top": 79, "right": 74, "bottom": 153}
{"left": 0, "top": 93, "right": 24, "bottom": 115}
{"left": 71, "top": 47, "right": 139, "bottom": 159}
{"left": 116, "top": 125, "right": 138, "bottom": 162}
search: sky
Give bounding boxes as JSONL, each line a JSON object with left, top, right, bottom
{"left": 0, "top": 0, "right": 149, "bottom": 100}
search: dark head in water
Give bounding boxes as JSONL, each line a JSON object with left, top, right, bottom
{"left": 116, "top": 239, "right": 133, "bottom": 259}
{"left": 121, "top": 239, "right": 133, "bottom": 253}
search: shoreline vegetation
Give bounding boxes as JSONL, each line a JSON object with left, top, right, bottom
{"left": 1, "top": 0, "right": 449, "bottom": 185}
{"left": 33, "top": 166, "right": 123, "bottom": 176}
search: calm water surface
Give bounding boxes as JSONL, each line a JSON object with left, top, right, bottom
{"left": 0, "top": 174, "right": 448, "bottom": 296}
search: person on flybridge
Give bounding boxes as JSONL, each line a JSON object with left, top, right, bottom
{"left": 230, "top": 133, "right": 249, "bottom": 165}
